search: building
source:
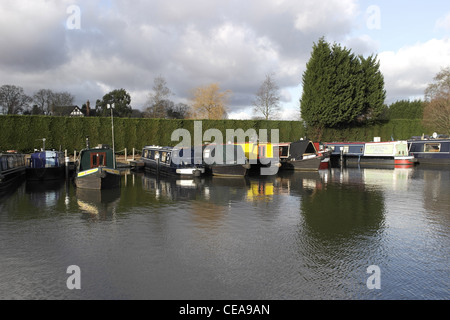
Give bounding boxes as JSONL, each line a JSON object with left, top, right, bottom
{"left": 51, "top": 105, "right": 84, "bottom": 117}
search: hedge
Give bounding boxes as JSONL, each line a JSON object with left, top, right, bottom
{"left": 0, "top": 115, "right": 430, "bottom": 153}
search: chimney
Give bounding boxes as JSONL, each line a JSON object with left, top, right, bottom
{"left": 86, "top": 100, "right": 90, "bottom": 116}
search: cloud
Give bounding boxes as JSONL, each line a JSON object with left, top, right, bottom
{"left": 378, "top": 38, "right": 450, "bottom": 103}
{"left": 0, "top": 0, "right": 71, "bottom": 71}
{"left": 4, "top": 0, "right": 446, "bottom": 118}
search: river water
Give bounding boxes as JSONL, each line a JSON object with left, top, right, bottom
{"left": 0, "top": 167, "right": 449, "bottom": 300}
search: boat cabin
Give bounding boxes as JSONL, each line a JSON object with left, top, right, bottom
{"left": 408, "top": 138, "right": 450, "bottom": 165}
{"left": 78, "top": 145, "right": 116, "bottom": 171}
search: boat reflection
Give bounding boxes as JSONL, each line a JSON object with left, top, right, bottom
{"left": 25, "top": 179, "right": 65, "bottom": 208}
{"left": 76, "top": 187, "right": 121, "bottom": 220}
{"left": 141, "top": 173, "right": 206, "bottom": 201}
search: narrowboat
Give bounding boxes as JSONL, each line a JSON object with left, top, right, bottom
{"left": 203, "top": 144, "right": 250, "bottom": 177}
{"left": 237, "top": 142, "right": 280, "bottom": 175}
{"left": 313, "top": 142, "right": 331, "bottom": 169}
{"left": 75, "top": 143, "right": 121, "bottom": 190}
{"left": 26, "top": 150, "right": 65, "bottom": 181}
{"left": 326, "top": 141, "right": 415, "bottom": 168}
{"left": 141, "top": 145, "right": 205, "bottom": 178}
{"left": 360, "top": 141, "right": 415, "bottom": 167}
{"left": 408, "top": 136, "right": 450, "bottom": 166}
{"left": 278, "top": 140, "right": 323, "bottom": 171}
{"left": 324, "top": 142, "right": 365, "bottom": 167}
{"left": 0, "top": 152, "right": 26, "bottom": 191}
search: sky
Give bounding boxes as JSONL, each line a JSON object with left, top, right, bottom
{"left": 0, "top": 0, "right": 449, "bottom": 120}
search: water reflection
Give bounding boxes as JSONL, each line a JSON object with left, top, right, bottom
{"left": 416, "top": 169, "right": 450, "bottom": 216}
{"left": 25, "top": 179, "right": 66, "bottom": 208}
{"left": 141, "top": 173, "right": 206, "bottom": 202}
{"left": 76, "top": 188, "right": 121, "bottom": 221}
{"left": 1, "top": 167, "right": 448, "bottom": 299}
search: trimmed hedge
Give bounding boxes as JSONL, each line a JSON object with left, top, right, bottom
{"left": 0, "top": 115, "right": 429, "bottom": 153}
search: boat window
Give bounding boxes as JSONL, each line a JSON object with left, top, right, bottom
{"left": 155, "top": 151, "right": 159, "bottom": 159}
{"left": 161, "top": 152, "right": 167, "bottom": 162}
{"left": 424, "top": 143, "right": 440, "bottom": 152}
{"left": 91, "top": 152, "right": 106, "bottom": 168}
{"left": 166, "top": 153, "right": 171, "bottom": 164}
{"left": 143, "top": 150, "right": 148, "bottom": 158}
{"left": 279, "top": 146, "right": 289, "bottom": 157}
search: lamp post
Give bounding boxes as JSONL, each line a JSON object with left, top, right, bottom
{"left": 107, "top": 103, "right": 116, "bottom": 169}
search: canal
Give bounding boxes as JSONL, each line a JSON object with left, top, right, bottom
{"left": 0, "top": 167, "right": 449, "bottom": 300}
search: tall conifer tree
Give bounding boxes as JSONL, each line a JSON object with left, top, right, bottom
{"left": 300, "top": 38, "right": 386, "bottom": 135}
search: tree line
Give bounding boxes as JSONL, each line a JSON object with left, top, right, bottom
{"left": 1, "top": 37, "right": 448, "bottom": 135}
{"left": 0, "top": 74, "right": 285, "bottom": 120}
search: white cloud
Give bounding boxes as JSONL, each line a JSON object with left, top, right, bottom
{"left": 378, "top": 38, "right": 450, "bottom": 103}
{"left": 2, "top": 0, "right": 447, "bottom": 117}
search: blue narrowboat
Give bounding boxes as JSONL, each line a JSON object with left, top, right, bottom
{"left": 325, "top": 142, "right": 365, "bottom": 167}
{"left": 26, "top": 150, "right": 66, "bottom": 181}
{"left": 141, "top": 145, "right": 205, "bottom": 178}
{"left": 408, "top": 137, "right": 450, "bottom": 166}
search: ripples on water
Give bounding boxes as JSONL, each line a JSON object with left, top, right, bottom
{"left": 0, "top": 167, "right": 449, "bottom": 300}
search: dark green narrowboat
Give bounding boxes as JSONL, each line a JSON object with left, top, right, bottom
{"left": 75, "top": 144, "right": 121, "bottom": 190}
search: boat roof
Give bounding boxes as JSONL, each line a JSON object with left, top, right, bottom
{"left": 289, "top": 140, "right": 317, "bottom": 158}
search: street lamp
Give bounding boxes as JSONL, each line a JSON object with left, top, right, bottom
{"left": 107, "top": 103, "right": 116, "bottom": 169}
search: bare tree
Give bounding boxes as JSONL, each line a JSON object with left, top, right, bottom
{"left": 33, "top": 89, "right": 75, "bottom": 115}
{"left": 144, "top": 76, "right": 174, "bottom": 118}
{"left": 253, "top": 73, "right": 281, "bottom": 120}
{"left": 423, "top": 67, "right": 450, "bottom": 134}
{"left": 52, "top": 91, "right": 75, "bottom": 109}
{"left": 0, "top": 85, "right": 32, "bottom": 114}
{"left": 33, "top": 89, "right": 54, "bottom": 115}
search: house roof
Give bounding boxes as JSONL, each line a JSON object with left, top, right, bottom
{"left": 52, "top": 106, "right": 84, "bottom": 117}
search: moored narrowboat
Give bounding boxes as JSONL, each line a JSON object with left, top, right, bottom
{"left": 362, "top": 141, "right": 415, "bottom": 167}
{"left": 237, "top": 142, "right": 280, "bottom": 175}
{"left": 141, "top": 145, "right": 205, "bottom": 178}
{"left": 75, "top": 143, "right": 121, "bottom": 190}
{"left": 203, "top": 144, "right": 250, "bottom": 177}
{"left": 26, "top": 150, "right": 65, "bottom": 181}
{"left": 325, "top": 142, "right": 365, "bottom": 167}
{"left": 408, "top": 136, "right": 450, "bottom": 166}
{"left": 0, "top": 152, "right": 26, "bottom": 191}
{"left": 278, "top": 140, "right": 323, "bottom": 171}
{"left": 326, "top": 140, "right": 415, "bottom": 168}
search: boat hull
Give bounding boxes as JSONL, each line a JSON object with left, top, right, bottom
{"left": 143, "top": 158, "right": 205, "bottom": 178}
{"left": 209, "top": 164, "right": 249, "bottom": 177}
{"left": 343, "top": 156, "right": 416, "bottom": 168}
{"left": 75, "top": 167, "right": 121, "bottom": 190}
{"left": 0, "top": 166, "right": 26, "bottom": 192}
{"left": 280, "top": 157, "right": 322, "bottom": 171}
{"left": 26, "top": 166, "right": 66, "bottom": 181}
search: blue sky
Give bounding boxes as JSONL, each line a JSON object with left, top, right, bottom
{"left": 0, "top": 0, "right": 449, "bottom": 120}
{"left": 355, "top": 0, "right": 449, "bottom": 51}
